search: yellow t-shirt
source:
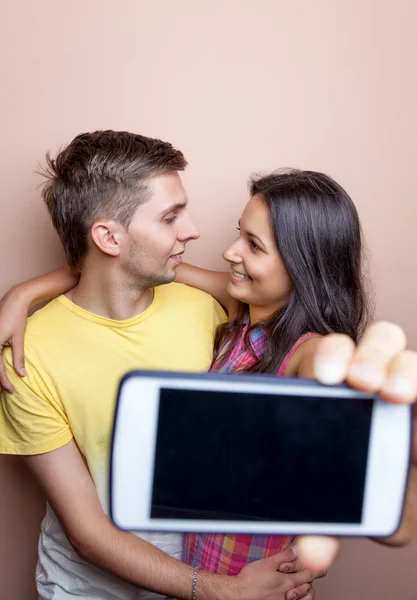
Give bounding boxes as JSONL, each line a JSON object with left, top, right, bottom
{"left": 0, "top": 282, "right": 225, "bottom": 600}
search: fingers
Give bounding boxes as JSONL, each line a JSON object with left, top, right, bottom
{"left": 278, "top": 540, "right": 328, "bottom": 574}
{"left": 279, "top": 557, "right": 303, "bottom": 573}
{"left": 0, "top": 333, "right": 26, "bottom": 392}
{"left": 314, "top": 322, "right": 417, "bottom": 405}
{"left": 346, "top": 322, "right": 406, "bottom": 392}
{"left": 266, "top": 544, "right": 298, "bottom": 569}
{"left": 285, "top": 583, "right": 314, "bottom": 600}
{"left": 313, "top": 334, "right": 355, "bottom": 384}
{"left": 296, "top": 536, "right": 340, "bottom": 571}
{"left": 11, "top": 334, "right": 26, "bottom": 377}
{"left": 313, "top": 567, "right": 328, "bottom": 580}
{"left": 0, "top": 349, "right": 13, "bottom": 393}
{"left": 301, "top": 589, "right": 315, "bottom": 600}
{"left": 380, "top": 350, "right": 417, "bottom": 405}
{"left": 289, "top": 567, "right": 316, "bottom": 587}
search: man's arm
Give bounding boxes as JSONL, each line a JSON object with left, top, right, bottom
{"left": 25, "top": 440, "right": 318, "bottom": 600}
{"left": 25, "top": 441, "right": 205, "bottom": 599}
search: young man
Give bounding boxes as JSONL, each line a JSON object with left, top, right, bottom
{"left": 0, "top": 131, "right": 320, "bottom": 600}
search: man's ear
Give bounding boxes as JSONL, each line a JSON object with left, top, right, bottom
{"left": 90, "top": 220, "right": 124, "bottom": 257}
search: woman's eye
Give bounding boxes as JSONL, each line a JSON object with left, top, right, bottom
{"left": 250, "top": 240, "right": 260, "bottom": 251}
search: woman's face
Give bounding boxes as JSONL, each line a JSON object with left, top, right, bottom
{"left": 223, "top": 194, "right": 292, "bottom": 323}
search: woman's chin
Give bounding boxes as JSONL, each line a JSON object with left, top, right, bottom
{"left": 227, "top": 281, "right": 250, "bottom": 304}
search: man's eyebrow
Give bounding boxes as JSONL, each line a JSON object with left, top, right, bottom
{"left": 159, "top": 201, "right": 187, "bottom": 216}
{"left": 238, "top": 220, "right": 266, "bottom": 248}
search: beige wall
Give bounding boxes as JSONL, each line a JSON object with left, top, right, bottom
{"left": 1, "top": 1, "right": 416, "bottom": 598}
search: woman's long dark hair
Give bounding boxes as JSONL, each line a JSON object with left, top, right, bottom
{"left": 213, "top": 169, "right": 372, "bottom": 374}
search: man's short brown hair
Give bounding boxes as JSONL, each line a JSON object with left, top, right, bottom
{"left": 40, "top": 130, "right": 187, "bottom": 271}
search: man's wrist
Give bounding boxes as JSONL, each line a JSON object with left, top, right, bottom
{"left": 196, "top": 571, "right": 242, "bottom": 600}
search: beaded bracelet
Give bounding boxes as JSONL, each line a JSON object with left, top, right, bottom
{"left": 192, "top": 565, "right": 200, "bottom": 600}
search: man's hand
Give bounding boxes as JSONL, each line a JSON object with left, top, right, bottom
{"left": 296, "top": 321, "right": 417, "bottom": 571}
{"left": 0, "top": 286, "right": 28, "bottom": 392}
{"left": 231, "top": 546, "right": 326, "bottom": 600}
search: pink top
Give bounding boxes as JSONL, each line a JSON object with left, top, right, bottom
{"left": 277, "top": 332, "right": 318, "bottom": 376}
{"left": 183, "top": 327, "right": 320, "bottom": 575}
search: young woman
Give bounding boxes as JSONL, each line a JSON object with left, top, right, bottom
{"left": 0, "top": 168, "right": 371, "bottom": 576}
{"left": 177, "top": 169, "right": 370, "bottom": 574}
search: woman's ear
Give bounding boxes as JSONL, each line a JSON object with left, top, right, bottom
{"left": 90, "top": 220, "right": 124, "bottom": 257}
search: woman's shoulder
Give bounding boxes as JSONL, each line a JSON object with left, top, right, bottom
{"left": 279, "top": 333, "right": 323, "bottom": 378}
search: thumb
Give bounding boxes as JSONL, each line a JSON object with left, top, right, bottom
{"left": 296, "top": 536, "right": 340, "bottom": 571}
{"left": 11, "top": 335, "right": 26, "bottom": 376}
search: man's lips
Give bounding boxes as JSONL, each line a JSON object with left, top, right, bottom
{"left": 170, "top": 251, "right": 184, "bottom": 264}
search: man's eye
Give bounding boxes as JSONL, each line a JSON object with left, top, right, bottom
{"left": 164, "top": 215, "right": 177, "bottom": 224}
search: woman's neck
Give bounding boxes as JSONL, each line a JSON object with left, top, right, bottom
{"left": 249, "top": 305, "right": 277, "bottom": 326}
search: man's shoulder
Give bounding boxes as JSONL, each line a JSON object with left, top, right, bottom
{"left": 20, "top": 297, "right": 79, "bottom": 362}
{"left": 157, "top": 283, "right": 226, "bottom": 316}
{"left": 25, "top": 296, "right": 69, "bottom": 338}
{"left": 159, "top": 282, "right": 214, "bottom": 303}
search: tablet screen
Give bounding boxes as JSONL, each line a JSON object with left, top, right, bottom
{"left": 151, "top": 388, "right": 373, "bottom": 524}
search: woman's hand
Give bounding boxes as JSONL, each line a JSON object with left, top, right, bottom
{"left": 0, "top": 267, "right": 78, "bottom": 392}
{"left": 297, "top": 321, "right": 417, "bottom": 571}
{"left": 0, "top": 286, "right": 30, "bottom": 392}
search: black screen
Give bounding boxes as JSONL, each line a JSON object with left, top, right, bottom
{"left": 151, "top": 388, "right": 373, "bottom": 524}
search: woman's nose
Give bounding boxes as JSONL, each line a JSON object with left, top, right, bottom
{"left": 223, "top": 241, "right": 242, "bottom": 264}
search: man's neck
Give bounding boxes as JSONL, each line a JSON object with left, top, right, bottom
{"left": 68, "top": 262, "right": 154, "bottom": 321}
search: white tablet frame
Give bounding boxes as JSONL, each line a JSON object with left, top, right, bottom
{"left": 110, "top": 371, "right": 412, "bottom": 537}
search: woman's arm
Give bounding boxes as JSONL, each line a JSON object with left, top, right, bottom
{"left": 282, "top": 336, "right": 323, "bottom": 378}
{"left": 176, "top": 263, "right": 238, "bottom": 316}
{"left": 1, "top": 266, "right": 78, "bottom": 309}
{"left": 1, "top": 263, "right": 235, "bottom": 390}
{"left": 0, "top": 267, "right": 78, "bottom": 391}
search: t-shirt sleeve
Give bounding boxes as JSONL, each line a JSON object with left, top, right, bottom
{"left": 0, "top": 350, "right": 73, "bottom": 455}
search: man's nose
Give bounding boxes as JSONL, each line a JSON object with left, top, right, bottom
{"left": 179, "top": 214, "right": 200, "bottom": 242}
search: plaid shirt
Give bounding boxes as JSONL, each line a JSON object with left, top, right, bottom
{"left": 183, "top": 322, "right": 317, "bottom": 575}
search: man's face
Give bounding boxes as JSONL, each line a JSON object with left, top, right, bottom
{"left": 120, "top": 172, "right": 199, "bottom": 288}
